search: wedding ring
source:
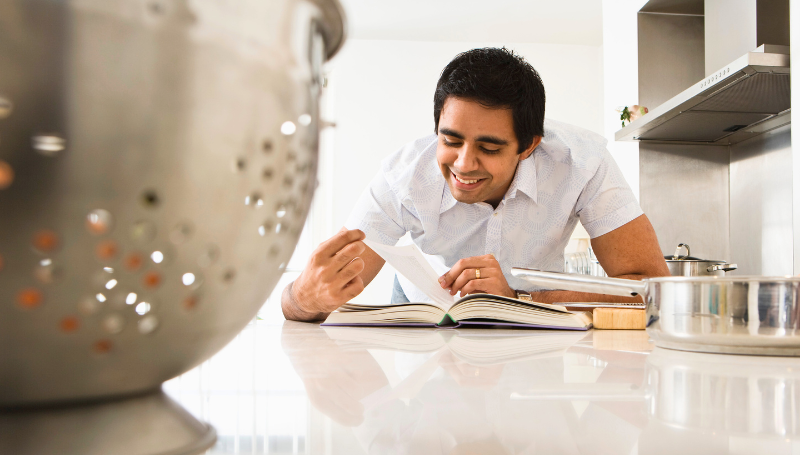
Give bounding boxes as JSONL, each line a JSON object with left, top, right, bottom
{"left": 475, "top": 268, "right": 481, "bottom": 279}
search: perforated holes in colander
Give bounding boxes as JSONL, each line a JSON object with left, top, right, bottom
{"left": 102, "top": 314, "right": 125, "bottom": 334}
{"left": 233, "top": 157, "right": 247, "bottom": 173}
{"left": 142, "top": 270, "right": 162, "bottom": 289}
{"left": 140, "top": 189, "right": 160, "bottom": 208}
{"left": 258, "top": 220, "right": 274, "bottom": 237}
{"left": 32, "top": 230, "right": 60, "bottom": 254}
{"left": 138, "top": 315, "right": 159, "bottom": 334}
{"left": 123, "top": 251, "right": 144, "bottom": 272}
{"left": 221, "top": 268, "right": 236, "bottom": 284}
{"left": 130, "top": 220, "right": 157, "bottom": 243}
{"left": 86, "top": 209, "right": 114, "bottom": 235}
{"left": 31, "top": 134, "right": 66, "bottom": 156}
{"left": 17, "top": 288, "right": 43, "bottom": 309}
{"left": 34, "top": 258, "right": 60, "bottom": 284}
{"left": 95, "top": 240, "right": 119, "bottom": 262}
{"left": 169, "top": 221, "right": 194, "bottom": 244}
{"left": 0, "top": 160, "right": 14, "bottom": 189}
{"left": 197, "top": 245, "right": 220, "bottom": 268}
{"left": 245, "top": 192, "right": 264, "bottom": 208}
{"left": 59, "top": 316, "right": 80, "bottom": 333}
{"left": 280, "top": 121, "right": 296, "bottom": 136}
{"left": 0, "top": 96, "right": 12, "bottom": 118}
{"left": 182, "top": 294, "right": 200, "bottom": 311}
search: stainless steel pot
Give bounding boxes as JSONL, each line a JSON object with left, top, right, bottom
{"left": 510, "top": 268, "right": 800, "bottom": 356}
{"left": 665, "top": 243, "right": 737, "bottom": 277}
{"left": 0, "top": 0, "right": 345, "bottom": 407}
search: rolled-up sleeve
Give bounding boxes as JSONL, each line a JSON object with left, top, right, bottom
{"left": 575, "top": 149, "right": 643, "bottom": 238}
{"left": 344, "top": 171, "right": 408, "bottom": 245}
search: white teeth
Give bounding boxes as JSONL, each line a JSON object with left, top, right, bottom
{"left": 454, "top": 175, "right": 479, "bottom": 184}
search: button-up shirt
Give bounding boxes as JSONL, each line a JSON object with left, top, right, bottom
{"left": 345, "top": 119, "right": 643, "bottom": 303}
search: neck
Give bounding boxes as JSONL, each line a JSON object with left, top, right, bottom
{"left": 484, "top": 195, "right": 503, "bottom": 210}
{"left": 483, "top": 163, "right": 520, "bottom": 209}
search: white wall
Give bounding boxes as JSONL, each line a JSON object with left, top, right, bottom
{"left": 601, "top": 0, "right": 649, "bottom": 201}
{"left": 321, "top": 39, "right": 605, "bottom": 304}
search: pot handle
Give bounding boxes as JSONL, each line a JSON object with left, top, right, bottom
{"left": 707, "top": 263, "right": 738, "bottom": 272}
{"left": 510, "top": 268, "right": 648, "bottom": 297}
{"left": 672, "top": 243, "right": 690, "bottom": 260}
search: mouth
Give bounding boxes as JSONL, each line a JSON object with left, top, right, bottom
{"left": 451, "top": 171, "right": 486, "bottom": 190}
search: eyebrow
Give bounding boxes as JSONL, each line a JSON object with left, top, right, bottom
{"left": 475, "top": 135, "right": 509, "bottom": 146}
{"left": 439, "top": 128, "right": 464, "bottom": 140}
{"left": 439, "top": 128, "right": 509, "bottom": 146}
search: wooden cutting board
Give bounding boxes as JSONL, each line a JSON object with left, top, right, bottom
{"left": 592, "top": 308, "right": 646, "bottom": 330}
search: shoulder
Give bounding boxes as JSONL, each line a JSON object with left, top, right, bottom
{"left": 380, "top": 134, "right": 441, "bottom": 199}
{"left": 537, "top": 119, "right": 609, "bottom": 171}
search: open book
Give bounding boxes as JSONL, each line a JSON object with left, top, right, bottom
{"left": 321, "top": 240, "right": 592, "bottom": 331}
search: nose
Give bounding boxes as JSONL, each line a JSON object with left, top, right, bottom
{"left": 453, "top": 143, "right": 480, "bottom": 174}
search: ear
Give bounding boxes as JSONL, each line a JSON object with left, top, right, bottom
{"left": 518, "top": 136, "right": 542, "bottom": 161}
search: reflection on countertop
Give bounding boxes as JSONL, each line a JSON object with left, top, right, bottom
{"left": 163, "top": 321, "right": 800, "bottom": 455}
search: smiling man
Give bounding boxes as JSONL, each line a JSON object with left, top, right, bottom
{"left": 281, "top": 47, "right": 669, "bottom": 322}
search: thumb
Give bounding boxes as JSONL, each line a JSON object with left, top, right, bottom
{"left": 438, "top": 271, "right": 450, "bottom": 288}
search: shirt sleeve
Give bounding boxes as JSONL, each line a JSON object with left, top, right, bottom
{"left": 574, "top": 148, "right": 643, "bottom": 238}
{"left": 344, "top": 171, "right": 409, "bottom": 245}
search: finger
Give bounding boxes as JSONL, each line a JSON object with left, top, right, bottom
{"left": 342, "top": 275, "right": 365, "bottom": 301}
{"left": 315, "top": 229, "right": 366, "bottom": 259}
{"left": 449, "top": 267, "right": 487, "bottom": 296}
{"left": 459, "top": 278, "right": 493, "bottom": 297}
{"left": 337, "top": 257, "right": 365, "bottom": 285}
{"left": 440, "top": 257, "right": 490, "bottom": 289}
{"left": 332, "top": 241, "right": 366, "bottom": 271}
{"left": 439, "top": 258, "right": 465, "bottom": 288}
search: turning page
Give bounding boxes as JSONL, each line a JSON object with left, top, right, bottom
{"left": 364, "top": 239, "right": 455, "bottom": 310}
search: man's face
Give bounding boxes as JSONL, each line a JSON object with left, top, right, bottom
{"left": 436, "top": 97, "right": 539, "bottom": 207}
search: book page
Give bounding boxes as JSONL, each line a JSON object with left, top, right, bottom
{"left": 364, "top": 239, "right": 455, "bottom": 310}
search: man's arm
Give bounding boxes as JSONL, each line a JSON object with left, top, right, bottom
{"left": 281, "top": 229, "right": 386, "bottom": 322}
{"left": 529, "top": 214, "right": 669, "bottom": 304}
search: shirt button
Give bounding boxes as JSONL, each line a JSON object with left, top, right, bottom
{"left": 493, "top": 213, "right": 498, "bottom": 217}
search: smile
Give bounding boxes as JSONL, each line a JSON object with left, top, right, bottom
{"left": 452, "top": 172, "right": 485, "bottom": 187}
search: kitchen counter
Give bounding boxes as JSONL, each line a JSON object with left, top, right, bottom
{"left": 160, "top": 321, "right": 800, "bottom": 455}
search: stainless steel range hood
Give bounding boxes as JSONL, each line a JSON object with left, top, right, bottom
{"left": 616, "top": 44, "right": 790, "bottom": 145}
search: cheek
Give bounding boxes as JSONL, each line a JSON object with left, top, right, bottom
{"left": 436, "top": 146, "right": 454, "bottom": 168}
{"left": 484, "top": 158, "right": 515, "bottom": 182}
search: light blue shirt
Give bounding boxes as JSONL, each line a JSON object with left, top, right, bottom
{"left": 345, "top": 119, "right": 643, "bottom": 302}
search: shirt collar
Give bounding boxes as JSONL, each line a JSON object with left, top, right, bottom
{"left": 506, "top": 154, "right": 538, "bottom": 203}
{"left": 439, "top": 176, "right": 458, "bottom": 214}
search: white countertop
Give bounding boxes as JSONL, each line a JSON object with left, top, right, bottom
{"left": 161, "top": 321, "right": 800, "bottom": 455}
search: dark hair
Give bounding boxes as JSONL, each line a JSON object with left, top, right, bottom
{"left": 433, "top": 47, "right": 545, "bottom": 154}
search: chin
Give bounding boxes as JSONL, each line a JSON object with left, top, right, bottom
{"left": 449, "top": 186, "right": 482, "bottom": 204}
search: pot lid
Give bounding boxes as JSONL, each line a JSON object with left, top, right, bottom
{"left": 664, "top": 243, "right": 728, "bottom": 263}
{"left": 664, "top": 256, "right": 727, "bottom": 263}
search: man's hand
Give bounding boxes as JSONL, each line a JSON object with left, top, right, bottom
{"left": 438, "top": 254, "right": 515, "bottom": 298}
{"left": 283, "top": 229, "right": 368, "bottom": 321}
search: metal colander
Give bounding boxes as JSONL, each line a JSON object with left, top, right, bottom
{"left": 0, "top": 0, "right": 345, "bottom": 407}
